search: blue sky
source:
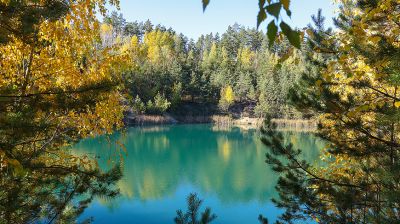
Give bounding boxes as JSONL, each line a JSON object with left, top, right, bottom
{"left": 108, "top": 0, "right": 336, "bottom": 39}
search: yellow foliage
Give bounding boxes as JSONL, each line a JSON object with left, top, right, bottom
{"left": 0, "top": 0, "right": 129, "bottom": 172}
{"left": 237, "top": 47, "right": 255, "bottom": 68}
{"left": 223, "top": 85, "right": 235, "bottom": 104}
{"left": 101, "top": 23, "right": 113, "bottom": 35}
{"left": 143, "top": 30, "right": 175, "bottom": 63}
{"left": 218, "top": 85, "right": 235, "bottom": 111}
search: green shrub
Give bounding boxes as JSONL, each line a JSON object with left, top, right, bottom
{"left": 146, "top": 92, "right": 171, "bottom": 114}
{"left": 131, "top": 95, "right": 146, "bottom": 114}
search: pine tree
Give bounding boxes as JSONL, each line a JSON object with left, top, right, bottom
{"left": 261, "top": 2, "right": 400, "bottom": 223}
{"left": 174, "top": 193, "right": 217, "bottom": 224}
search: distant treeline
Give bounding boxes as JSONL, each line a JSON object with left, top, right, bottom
{"left": 103, "top": 12, "right": 309, "bottom": 119}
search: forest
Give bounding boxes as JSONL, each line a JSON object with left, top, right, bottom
{"left": 102, "top": 12, "right": 305, "bottom": 119}
{"left": 0, "top": 0, "right": 400, "bottom": 223}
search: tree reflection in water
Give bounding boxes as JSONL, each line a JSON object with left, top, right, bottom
{"left": 73, "top": 124, "right": 323, "bottom": 207}
{"left": 1, "top": 124, "right": 321, "bottom": 223}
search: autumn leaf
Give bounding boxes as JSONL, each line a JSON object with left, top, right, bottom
{"left": 280, "top": 0, "right": 290, "bottom": 10}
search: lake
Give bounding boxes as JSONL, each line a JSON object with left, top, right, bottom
{"left": 73, "top": 124, "right": 323, "bottom": 224}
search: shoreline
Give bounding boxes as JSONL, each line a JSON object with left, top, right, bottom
{"left": 124, "top": 114, "right": 317, "bottom": 131}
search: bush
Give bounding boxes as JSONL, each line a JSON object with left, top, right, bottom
{"left": 131, "top": 95, "right": 146, "bottom": 114}
{"left": 146, "top": 92, "right": 171, "bottom": 114}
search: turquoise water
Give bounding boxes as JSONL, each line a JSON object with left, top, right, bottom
{"left": 73, "top": 124, "right": 323, "bottom": 223}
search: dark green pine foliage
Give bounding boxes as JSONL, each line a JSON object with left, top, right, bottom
{"left": 123, "top": 21, "right": 145, "bottom": 39}
{"left": 104, "top": 11, "right": 126, "bottom": 37}
{"left": 1, "top": 161, "right": 122, "bottom": 223}
{"left": 260, "top": 119, "right": 331, "bottom": 224}
{"left": 0, "top": 74, "right": 124, "bottom": 223}
{"left": 259, "top": 9, "right": 350, "bottom": 224}
{"left": 174, "top": 193, "right": 217, "bottom": 224}
{"left": 260, "top": 4, "right": 400, "bottom": 224}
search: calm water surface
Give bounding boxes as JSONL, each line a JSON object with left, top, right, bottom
{"left": 73, "top": 124, "right": 323, "bottom": 223}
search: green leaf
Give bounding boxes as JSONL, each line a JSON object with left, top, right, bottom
{"left": 280, "top": 21, "right": 301, "bottom": 48}
{"left": 257, "top": 0, "right": 267, "bottom": 28}
{"left": 265, "top": 3, "right": 282, "bottom": 19}
{"left": 257, "top": 10, "right": 267, "bottom": 28}
{"left": 202, "top": 0, "right": 210, "bottom": 12}
{"left": 267, "top": 21, "right": 278, "bottom": 48}
{"left": 286, "top": 9, "right": 292, "bottom": 17}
